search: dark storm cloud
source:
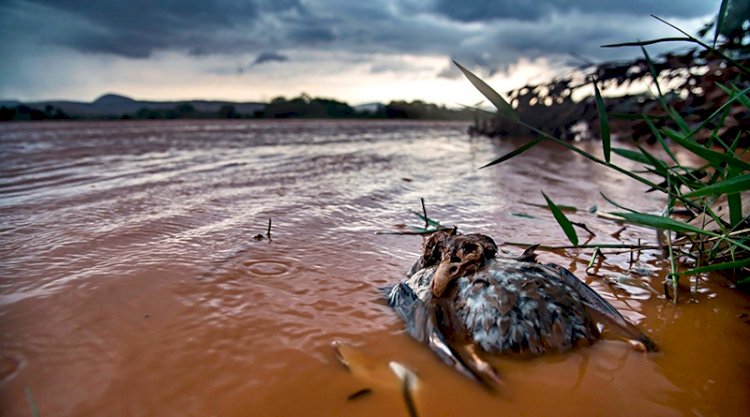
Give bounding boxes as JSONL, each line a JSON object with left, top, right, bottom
{"left": 252, "top": 51, "right": 289, "bottom": 65}
{"left": 1, "top": 0, "right": 721, "bottom": 70}
{"left": 288, "top": 26, "right": 337, "bottom": 44}
{"left": 432, "top": 0, "right": 717, "bottom": 22}
{"left": 2, "top": 0, "right": 296, "bottom": 58}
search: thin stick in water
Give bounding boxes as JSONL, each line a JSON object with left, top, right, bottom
{"left": 267, "top": 218, "right": 272, "bottom": 240}
{"left": 401, "top": 372, "right": 419, "bottom": 417}
{"left": 421, "top": 198, "right": 428, "bottom": 230}
{"left": 347, "top": 388, "right": 372, "bottom": 401}
{"left": 25, "top": 387, "right": 40, "bottom": 417}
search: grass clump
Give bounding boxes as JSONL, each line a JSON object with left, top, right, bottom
{"left": 456, "top": 2, "right": 750, "bottom": 300}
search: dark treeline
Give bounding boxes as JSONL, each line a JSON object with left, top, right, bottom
{"left": 262, "top": 95, "right": 474, "bottom": 120}
{"left": 375, "top": 100, "right": 476, "bottom": 120}
{"left": 124, "top": 103, "right": 247, "bottom": 120}
{"left": 261, "top": 95, "right": 354, "bottom": 118}
{"left": 0, "top": 105, "right": 72, "bottom": 121}
{"left": 1, "top": 94, "right": 475, "bottom": 121}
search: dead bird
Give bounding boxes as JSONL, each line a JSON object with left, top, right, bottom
{"left": 388, "top": 229, "right": 658, "bottom": 387}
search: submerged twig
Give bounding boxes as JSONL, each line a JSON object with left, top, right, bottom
{"left": 380, "top": 199, "right": 455, "bottom": 235}
{"left": 586, "top": 247, "right": 606, "bottom": 276}
{"left": 504, "top": 242, "right": 661, "bottom": 250}
{"left": 347, "top": 389, "right": 373, "bottom": 401}
{"left": 25, "top": 387, "right": 40, "bottom": 417}
{"left": 252, "top": 218, "right": 273, "bottom": 241}
{"left": 401, "top": 372, "right": 419, "bottom": 417}
{"left": 572, "top": 221, "right": 596, "bottom": 237}
{"left": 666, "top": 229, "right": 679, "bottom": 304}
{"left": 611, "top": 226, "right": 627, "bottom": 239}
{"left": 375, "top": 229, "right": 451, "bottom": 236}
{"left": 665, "top": 177, "right": 679, "bottom": 304}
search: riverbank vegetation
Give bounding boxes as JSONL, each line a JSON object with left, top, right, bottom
{"left": 0, "top": 95, "right": 476, "bottom": 121}
{"left": 458, "top": 0, "right": 749, "bottom": 299}
{"left": 470, "top": 4, "right": 748, "bottom": 143}
{"left": 0, "top": 105, "right": 72, "bottom": 121}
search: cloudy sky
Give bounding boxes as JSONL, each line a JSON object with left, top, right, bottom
{"left": 0, "top": 0, "right": 720, "bottom": 105}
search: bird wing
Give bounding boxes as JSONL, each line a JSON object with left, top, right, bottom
{"left": 544, "top": 263, "right": 658, "bottom": 352}
{"left": 388, "top": 279, "right": 499, "bottom": 387}
{"left": 450, "top": 260, "right": 600, "bottom": 355}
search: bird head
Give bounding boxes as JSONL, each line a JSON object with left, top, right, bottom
{"left": 426, "top": 231, "right": 497, "bottom": 297}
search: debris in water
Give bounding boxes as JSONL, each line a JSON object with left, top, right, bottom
{"left": 332, "top": 340, "right": 419, "bottom": 417}
{"left": 251, "top": 218, "right": 273, "bottom": 241}
{"left": 347, "top": 388, "right": 372, "bottom": 401}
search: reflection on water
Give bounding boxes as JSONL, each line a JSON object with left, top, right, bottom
{"left": 0, "top": 120, "right": 748, "bottom": 417}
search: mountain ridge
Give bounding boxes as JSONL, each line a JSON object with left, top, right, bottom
{"left": 2, "top": 93, "right": 266, "bottom": 118}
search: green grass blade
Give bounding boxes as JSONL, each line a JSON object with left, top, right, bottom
{"left": 592, "top": 79, "right": 611, "bottom": 163}
{"left": 612, "top": 211, "right": 720, "bottom": 237}
{"left": 712, "top": 131, "right": 734, "bottom": 155}
{"left": 542, "top": 191, "right": 579, "bottom": 246}
{"left": 600, "top": 191, "right": 639, "bottom": 213}
{"left": 601, "top": 37, "right": 692, "bottom": 48}
{"left": 608, "top": 112, "right": 653, "bottom": 120}
{"left": 645, "top": 117, "right": 680, "bottom": 165}
{"left": 481, "top": 138, "right": 542, "bottom": 168}
{"left": 728, "top": 193, "right": 742, "bottom": 228}
{"left": 682, "top": 174, "right": 750, "bottom": 198}
{"left": 730, "top": 130, "right": 743, "bottom": 153}
{"left": 410, "top": 210, "right": 442, "bottom": 227}
{"left": 649, "top": 14, "right": 750, "bottom": 75}
{"left": 664, "top": 129, "right": 750, "bottom": 171}
{"left": 714, "top": 0, "right": 730, "bottom": 47}
{"left": 615, "top": 210, "right": 750, "bottom": 252}
{"left": 511, "top": 118, "right": 665, "bottom": 192}
{"left": 669, "top": 107, "right": 691, "bottom": 133}
{"left": 612, "top": 147, "right": 658, "bottom": 168}
{"left": 677, "top": 257, "right": 750, "bottom": 276}
{"left": 688, "top": 85, "right": 750, "bottom": 137}
{"left": 612, "top": 147, "right": 653, "bottom": 166}
{"left": 640, "top": 46, "right": 664, "bottom": 99}
{"left": 715, "top": 83, "right": 750, "bottom": 107}
{"left": 521, "top": 201, "right": 578, "bottom": 212}
{"left": 453, "top": 60, "right": 519, "bottom": 122}
{"left": 636, "top": 145, "right": 669, "bottom": 175}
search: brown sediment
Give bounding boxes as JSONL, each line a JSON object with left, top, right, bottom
{"left": 0, "top": 120, "right": 748, "bottom": 417}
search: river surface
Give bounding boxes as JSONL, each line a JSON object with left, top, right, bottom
{"left": 0, "top": 120, "right": 748, "bottom": 417}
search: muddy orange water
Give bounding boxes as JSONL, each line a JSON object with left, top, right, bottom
{"left": 1, "top": 120, "right": 748, "bottom": 417}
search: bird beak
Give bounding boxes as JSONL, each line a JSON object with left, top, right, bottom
{"left": 431, "top": 242, "right": 487, "bottom": 297}
{"left": 432, "top": 257, "right": 461, "bottom": 297}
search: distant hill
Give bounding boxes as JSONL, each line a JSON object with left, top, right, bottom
{"left": 3, "top": 94, "right": 265, "bottom": 118}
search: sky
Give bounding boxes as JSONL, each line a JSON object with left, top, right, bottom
{"left": 0, "top": 0, "right": 721, "bottom": 106}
